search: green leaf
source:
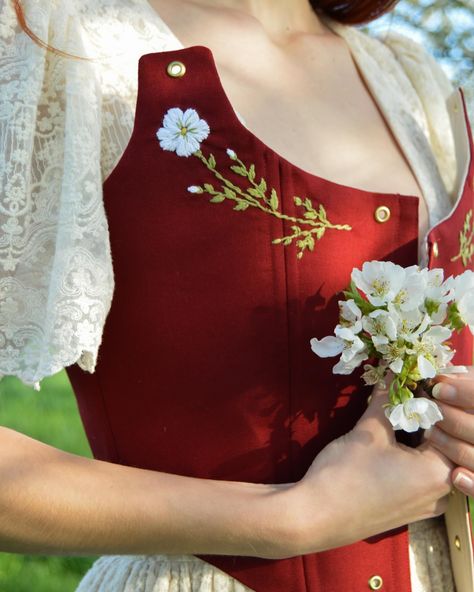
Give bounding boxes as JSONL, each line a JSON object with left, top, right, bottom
{"left": 306, "top": 235, "right": 315, "bottom": 251}
{"left": 233, "top": 201, "right": 249, "bottom": 211}
{"left": 210, "top": 194, "right": 225, "bottom": 203}
{"left": 208, "top": 154, "right": 216, "bottom": 169}
{"left": 204, "top": 183, "right": 215, "bottom": 193}
{"left": 230, "top": 165, "right": 247, "bottom": 176}
{"left": 223, "top": 187, "right": 236, "bottom": 199}
{"left": 269, "top": 189, "right": 279, "bottom": 211}
{"left": 248, "top": 164, "right": 256, "bottom": 182}
{"left": 258, "top": 178, "right": 267, "bottom": 193}
{"left": 303, "top": 211, "right": 317, "bottom": 220}
{"left": 294, "top": 196, "right": 303, "bottom": 206}
{"left": 318, "top": 204, "right": 327, "bottom": 221}
{"left": 248, "top": 187, "right": 262, "bottom": 198}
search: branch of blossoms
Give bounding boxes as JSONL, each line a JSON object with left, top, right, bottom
{"left": 310, "top": 261, "right": 474, "bottom": 433}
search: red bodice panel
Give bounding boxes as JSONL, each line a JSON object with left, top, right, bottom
{"left": 66, "top": 47, "right": 474, "bottom": 592}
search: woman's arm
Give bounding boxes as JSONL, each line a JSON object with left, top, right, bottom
{"left": 0, "top": 426, "right": 294, "bottom": 559}
{"left": 0, "top": 377, "right": 454, "bottom": 561}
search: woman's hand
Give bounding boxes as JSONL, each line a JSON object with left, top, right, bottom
{"left": 424, "top": 366, "right": 474, "bottom": 496}
{"left": 287, "top": 376, "right": 453, "bottom": 556}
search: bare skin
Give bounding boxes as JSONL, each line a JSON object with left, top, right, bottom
{"left": 147, "top": 0, "right": 430, "bottom": 245}
{"left": 2, "top": 0, "right": 473, "bottom": 561}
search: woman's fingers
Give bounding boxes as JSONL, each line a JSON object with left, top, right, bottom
{"left": 425, "top": 426, "right": 474, "bottom": 474}
{"left": 451, "top": 466, "right": 474, "bottom": 497}
{"left": 434, "top": 401, "right": 474, "bottom": 445}
{"left": 430, "top": 367, "right": 474, "bottom": 410}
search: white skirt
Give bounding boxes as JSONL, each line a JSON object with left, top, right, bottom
{"left": 75, "top": 518, "right": 454, "bottom": 592}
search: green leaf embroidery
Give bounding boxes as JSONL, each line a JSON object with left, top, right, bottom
{"left": 450, "top": 209, "right": 474, "bottom": 267}
{"left": 188, "top": 149, "right": 352, "bottom": 259}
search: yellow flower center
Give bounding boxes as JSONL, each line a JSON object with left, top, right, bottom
{"left": 371, "top": 279, "right": 389, "bottom": 296}
{"left": 180, "top": 126, "right": 188, "bottom": 136}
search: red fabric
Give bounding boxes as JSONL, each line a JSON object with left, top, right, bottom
{"left": 66, "top": 47, "right": 474, "bottom": 591}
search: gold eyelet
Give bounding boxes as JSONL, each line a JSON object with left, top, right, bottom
{"left": 368, "top": 574, "right": 383, "bottom": 590}
{"left": 166, "top": 61, "right": 186, "bottom": 78}
{"left": 374, "top": 206, "right": 391, "bottom": 223}
{"left": 432, "top": 241, "right": 439, "bottom": 258}
{"left": 455, "top": 535, "right": 461, "bottom": 550}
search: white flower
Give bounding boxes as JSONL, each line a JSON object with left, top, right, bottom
{"left": 361, "top": 362, "right": 388, "bottom": 386}
{"left": 156, "top": 107, "right": 210, "bottom": 157}
{"left": 392, "top": 265, "right": 426, "bottom": 311}
{"left": 388, "top": 306, "right": 431, "bottom": 341}
{"left": 420, "top": 268, "right": 451, "bottom": 323}
{"left": 449, "top": 270, "right": 474, "bottom": 333}
{"left": 187, "top": 185, "right": 203, "bottom": 194}
{"left": 226, "top": 148, "right": 237, "bottom": 160}
{"left": 406, "top": 325, "right": 454, "bottom": 379}
{"left": 385, "top": 397, "right": 443, "bottom": 432}
{"left": 310, "top": 327, "right": 368, "bottom": 375}
{"left": 362, "top": 308, "right": 398, "bottom": 343}
{"left": 337, "top": 299, "right": 363, "bottom": 333}
{"left": 351, "top": 261, "right": 406, "bottom": 307}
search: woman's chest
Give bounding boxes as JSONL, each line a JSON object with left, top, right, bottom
{"left": 147, "top": 0, "right": 425, "bottom": 207}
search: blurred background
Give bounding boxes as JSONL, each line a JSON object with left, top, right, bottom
{"left": 366, "top": 0, "right": 474, "bottom": 118}
{"left": 1, "top": 0, "right": 473, "bottom": 589}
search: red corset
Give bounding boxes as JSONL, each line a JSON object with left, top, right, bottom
{"left": 66, "top": 46, "right": 474, "bottom": 592}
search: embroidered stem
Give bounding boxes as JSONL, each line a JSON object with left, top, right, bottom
{"left": 191, "top": 149, "right": 351, "bottom": 259}
{"left": 450, "top": 209, "right": 474, "bottom": 267}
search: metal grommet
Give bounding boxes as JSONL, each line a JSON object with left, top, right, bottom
{"left": 166, "top": 60, "right": 186, "bottom": 78}
{"left": 368, "top": 574, "right": 384, "bottom": 590}
{"left": 432, "top": 241, "right": 439, "bottom": 258}
{"left": 455, "top": 535, "right": 461, "bottom": 550}
{"left": 374, "top": 205, "right": 391, "bottom": 223}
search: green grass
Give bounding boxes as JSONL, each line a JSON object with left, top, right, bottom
{"left": 0, "top": 371, "right": 97, "bottom": 591}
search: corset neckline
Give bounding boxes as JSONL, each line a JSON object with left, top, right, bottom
{"left": 140, "top": 1, "right": 421, "bottom": 205}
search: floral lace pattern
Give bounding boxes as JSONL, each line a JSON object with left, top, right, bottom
{"left": 0, "top": 0, "right": 183, "bottom": 386}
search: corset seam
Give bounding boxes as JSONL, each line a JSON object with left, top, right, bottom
{"left": 94, "top": 365, "right": 122, "bottom": 463}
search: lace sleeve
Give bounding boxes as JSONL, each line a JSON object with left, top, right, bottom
{"left": 378, "top": 31, "right": 457, "bottom": 200}
{"left": 0, "top": 0, "right": 114, "bottom": 389}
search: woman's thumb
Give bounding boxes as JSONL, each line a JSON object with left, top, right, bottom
{"left": 356, "top": 371, "right": 396, "bottom": 444}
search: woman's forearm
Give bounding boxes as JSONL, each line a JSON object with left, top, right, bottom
{"left": 0, "top": 427, "right": 298, "bottom": 559}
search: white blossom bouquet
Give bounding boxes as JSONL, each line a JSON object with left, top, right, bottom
{"left": 310, "top": 262, "right": 474, "bottom": 433}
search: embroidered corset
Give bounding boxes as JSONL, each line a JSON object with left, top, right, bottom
{"left": 66, "top": 47, "right": 474, "bottom": 592}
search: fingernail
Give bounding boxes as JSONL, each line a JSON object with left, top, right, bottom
{"left": 454, "top": 472, "right": 473, "bottom": 490}
{"left": 432, "top": 383, "right": 457, "bottom": 400}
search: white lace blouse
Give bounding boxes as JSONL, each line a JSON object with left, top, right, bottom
{"left": 0, "top": 1, "right": 467, "bottom": 591}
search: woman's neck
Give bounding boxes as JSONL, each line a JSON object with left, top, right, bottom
{"left": 186, "top": 0, "right": 333, "bottom": 42}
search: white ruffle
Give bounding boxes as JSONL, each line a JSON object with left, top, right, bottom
{"left": 75, "top": 554, "right": 254, "bottom": 592}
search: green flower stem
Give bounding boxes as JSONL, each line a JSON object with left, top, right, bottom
{"left": 451, "top": 209, "right": 474, "bottom": 267}
{"left": 194, "top": 151, "right": 351, "bottom": 231}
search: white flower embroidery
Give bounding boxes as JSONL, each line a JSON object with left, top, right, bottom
{"left": 156, "top": 108, "right": 210, "bottom": 157}
{"left": 385, "top": 398, "right": 443, "bottom": 432}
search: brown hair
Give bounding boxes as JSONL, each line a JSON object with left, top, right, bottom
{"left": 311, "top": 0, "right": 399, "bottom": 24}
{"left": 13, "top": 0, "right": 398, "bottom": 56}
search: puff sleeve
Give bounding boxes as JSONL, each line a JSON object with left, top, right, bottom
{"left": 379, "top": 31, "right": 458, "bottom": 202}
{"left": 0, "top": 0, "right": 114, "bottom": 388}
